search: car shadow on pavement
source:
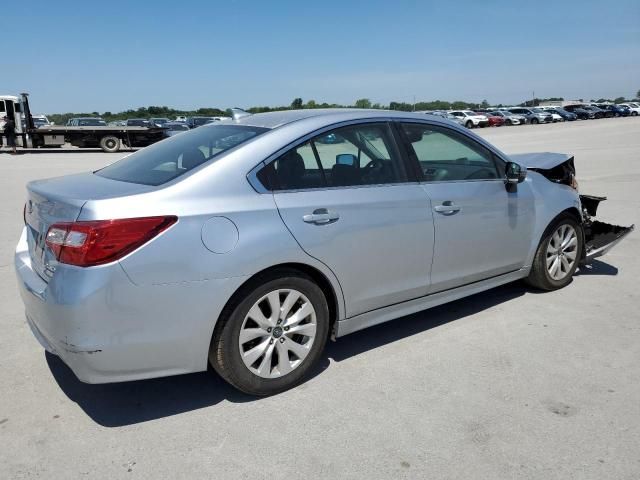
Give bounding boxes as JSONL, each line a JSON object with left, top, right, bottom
{"left": 575, "top": 259, "right": 618, "bottom": 276}
{"left": 46, "top": 354, "right": 256, "bottom": 427}
{"left": 46, "top": 260, "right": 617, "bottom": 427}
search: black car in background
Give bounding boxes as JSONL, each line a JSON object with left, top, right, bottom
{"left": 186, "top": 117, "right": 216, "bottom": 129}
{"left": 581, "top": 105, "right": 608, "bottom": 119}
{"left": 593, "top": 104, "right": 630, "bottom": 117}
{"left": 126, "top": 118, "right": 152, "bottom": 127}
{"left": 162, "top": 122, "right": 190, "bottom": 137}
{"left": 562, "top": 105, "right": 595, "bottom": 120}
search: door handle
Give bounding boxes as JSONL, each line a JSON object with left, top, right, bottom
{"left": 433, "top": 202, "right": 461, "bottom": 214}
{"left": 303, "top": 208, "right": 340, "bottom": 225}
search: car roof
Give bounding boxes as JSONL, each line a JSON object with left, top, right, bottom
{"left": 230, "top": 108, "right": 450, "bottom": 129}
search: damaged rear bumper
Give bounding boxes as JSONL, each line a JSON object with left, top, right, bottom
{"left": 580, "top": 195, "right": 634, "bottom": 262}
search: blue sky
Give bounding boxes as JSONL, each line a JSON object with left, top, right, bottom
{"left": 3, "top": 0, "right": 639, "bottom": 113}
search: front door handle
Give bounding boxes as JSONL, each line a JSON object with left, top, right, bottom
{"left": 433, "top": 202, "right": 461, "bottom": 214}
{"left": 303, "top": 208, "right": 340, "bottom": 225}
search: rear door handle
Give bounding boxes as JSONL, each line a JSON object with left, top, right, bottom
{"left": 303, "top": 208, "right": 340, "bottom": 225}
{"left": 433, "top": 202, "right": 461, "bottom": 214}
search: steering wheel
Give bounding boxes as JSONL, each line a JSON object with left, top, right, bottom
{"left": 363, "top": 159, "right": 384, "bottom": 171}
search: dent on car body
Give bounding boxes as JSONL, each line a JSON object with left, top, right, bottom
{"left": 510, "top": 152, "right": 634, "bottom": 262}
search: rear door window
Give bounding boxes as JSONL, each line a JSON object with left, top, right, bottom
{"left": 260, "top": 123, "right": 407, "bottom": 191}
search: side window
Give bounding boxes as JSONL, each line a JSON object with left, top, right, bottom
{"left": 400, "top": 123, "right": 500, "bottom": 182}
{"left": 312, "top": 123, "right": 405, "bottom": 187}
{"left": 261, "top": 141, "right": 325, "bottom": 191}
{"left": 0, "top": 101, "right": 5, "bottom": 113}
{"left": 263, "top": 123, "right": 406, "bottom": 191}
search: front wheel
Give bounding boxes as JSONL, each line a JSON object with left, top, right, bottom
{"left": 525, "top": 215, "right": 583, "bottom": 291}
{"left": 210, "top": 270, "right": 330, "bottom": 395}
{"left": 531, "top": 118, "right": 539, "bottom": 125}
{"left": 465, "top": 120, "right": 474, "bottom": 129}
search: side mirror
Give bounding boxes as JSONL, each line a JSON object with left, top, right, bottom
{"left": 505, "top": 162, "right": 526, "bottom": 190}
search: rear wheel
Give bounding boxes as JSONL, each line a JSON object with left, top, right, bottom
{"left": 210, "top": 270, "right": 330, "bottom": 395}
{"left": 526, "top": 215, "right": 583, "bottom": 291}
{"left": 99, "top": 135, "right": 120, "bottom": 153}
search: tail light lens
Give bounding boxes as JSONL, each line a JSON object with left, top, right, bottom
{"left": 45, "top": 216, "right": 177, "bottom": 267}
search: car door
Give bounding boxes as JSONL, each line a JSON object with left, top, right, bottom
{"left": 398, "top": 122, "right": 535, "bottom": 293}
{"left": 263, "top": 122, "right": 435, "bottom": 318}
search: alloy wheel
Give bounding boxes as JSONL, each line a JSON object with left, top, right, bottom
{"left": 238, "top": 289, "right": 317, "bottom": 378}
{"left": 546, "top": 224, "right": 578, "bottom": 280}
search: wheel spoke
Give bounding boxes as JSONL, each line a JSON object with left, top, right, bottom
{"left": 564, "top": 249, "right": 577, "bottom": 260}
{"left": 284, "top": 302, "right": 313, "bottom": 327}
{"left": 266, "top": 291, "right": 281, "bottom": 322}
{"left": 560, "top": 256, "right": 571, "bottom": 273}
{"left": 256, "top": 342, "right": 276, "bottom": 377}
{"left": 275, "top": 341, "right": 293, "bottom": 375}
{"left": 247, "top": 304, "right": 273, "bottom": 330}
{"left": 284, "top": 338, "right": 310, "bottom": 359}
{"left": 561, "top": 235, "right": 576, "bottom": 250}
{"left": 549, "top": 257, "right": 560, "bottom": 278}
{"left": 286, "top": 322, "right": 316, "bottom": 337}
{"left": 546, "top": 254, "right": 556, "bottom": 268}
{"left": 242, "top": 337, "right": 271, "bottom": 366}
{"left": 280, "top": 290, "right": 301, "bottom": 321}
{"left": 239, "top": 327, "right": 268, "bottom": 344}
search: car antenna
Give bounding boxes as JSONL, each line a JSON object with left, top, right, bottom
{"left": 231, "top": 108, "right": 252, "bottom": 120}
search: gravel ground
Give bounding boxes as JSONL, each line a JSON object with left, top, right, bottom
{"left": 0, "top": 118, "right": 638, "bottom": 480}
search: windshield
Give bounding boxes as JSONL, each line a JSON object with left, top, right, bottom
{"left": 96, "top": 124, "right": 269, "bottom": 186}
{"left": 168, "top": 123, "right": 189, "bottom": 131}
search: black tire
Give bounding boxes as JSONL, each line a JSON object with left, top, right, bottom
{"left": 210, "top": 269, "right": 330, "bottom": 396}
{"left": 531, "top": 118, "right": 539, "bottom": 125}
{"left": 465, "top": 120, "right": 474, "bottom": 129}
{"left": 99, "top": 135, "right": 120, "bottom": 153}
{"left": 632, "top": 112, "right": 638, "bottom": 117}
{"left": 525, "top": 214, "right": 583, "bottom": 291}
{"left": 506, "top": 119, "right": 512, "bottom": 126}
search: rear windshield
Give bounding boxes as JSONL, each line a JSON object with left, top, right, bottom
{"left": 96, "top": 124, "right": 269, "bottom": 186}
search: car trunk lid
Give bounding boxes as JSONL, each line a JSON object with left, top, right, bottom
{"left": 24, "top": 172, "right": 154, "bottom": 281}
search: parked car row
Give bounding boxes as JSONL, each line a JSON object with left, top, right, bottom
{"left": 421, "top": 102, "right": 638, "bottom": 129}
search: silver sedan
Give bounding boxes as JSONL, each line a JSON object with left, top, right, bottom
{"left": 15, "top": 109, "right": 633, "bottom": 395}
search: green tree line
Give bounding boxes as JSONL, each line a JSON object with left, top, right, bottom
{"left": 46, "top": 92, "right": 640, "bottom": 124}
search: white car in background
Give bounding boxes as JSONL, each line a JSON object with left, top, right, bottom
{"left": 536, "top": 108, "right": 563, "bottom": 122}
{"left": 448, "top": 110, "right": 489, "bottom": 128}
{"left": 618, "top": 103, "right": 640, "bottom": 116}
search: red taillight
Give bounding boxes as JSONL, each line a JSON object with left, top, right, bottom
{"left": 45, "top": 216, "right": 177, "bottom": 267}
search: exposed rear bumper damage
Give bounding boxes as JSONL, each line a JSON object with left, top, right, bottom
{"left": 580, "top": 194, "right": 634, "bottom": 262}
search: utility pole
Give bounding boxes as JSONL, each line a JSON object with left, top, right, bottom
{"left": 413, "top": 95, "right": 416, "bottom": 111}
{"left": 532, "top": 91, "right": 535, "bottom": 107}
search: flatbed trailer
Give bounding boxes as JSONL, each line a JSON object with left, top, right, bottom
{"left": 1, "top": 93, "right": 166, "bottom": 152}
